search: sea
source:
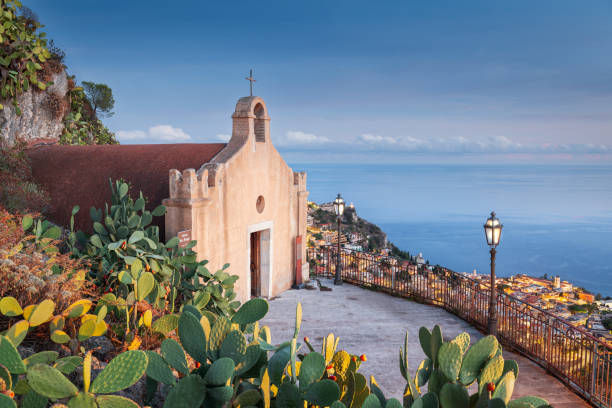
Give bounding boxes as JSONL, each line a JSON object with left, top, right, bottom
{"left": 289, "top": 163, "right": 612, "bottom": 297}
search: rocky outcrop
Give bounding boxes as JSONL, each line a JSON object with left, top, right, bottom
{"left": 0, "top": 68, "right": 69, "bottom": 146}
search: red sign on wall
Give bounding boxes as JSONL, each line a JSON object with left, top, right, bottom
{"left": 178, "top": 230, "right": 192, "bottom": 248}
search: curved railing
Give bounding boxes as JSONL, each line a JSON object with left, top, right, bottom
{"left": 307, "top": 246, "right": 612, "bottom": 408}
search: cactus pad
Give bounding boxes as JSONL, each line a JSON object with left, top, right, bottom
{"left": 27, "top": 300, "right": 55, "bottom": 326}
{"left": 63, "top": 300, "right": 93, "bottom": 318}
{"left": 231, "top": 298, "right": 269, "bottom": 325}
{"left": 419, "top": 327, "right": 432, "bottom": 359}
{"left": 137, "top": 272, "right": 155, "bottom": 301}
{"left": 54, "top": 356, "right": 83, "bottom": 375}
{"left": 24, "top": 351, "right": 59, "bottom": 368}
{"left": 478, "top": 354, "right": 504, "bottom": 393}
{"left": 96, "top": 395, "right": 140, "bottom": 408}
{"left": 492, "top": 371, "right": 515, "bottom": 404}
{"left": 502, "top": 359, "right": 519, "bottom": 379}
{"left": 0, "top": 297, "right": 23, "bottom": 317}
{"left": 27, "top": 364, "right": 78, "bottom": 399}
{"left": 220, "top": 330, "right": 247, "bottom": 365}
{"left": 163, "top": 374, "right": 206, "bottom": 408}
{"left": 410, "top": 392, "right": 439, "bottom": 408}
{"left": 5, "top": 320, "right": 29, "bottom": 347}
{"left": 236, "top": 344, "right": 262, "bottom": 376}
{"left": 207, "top": 385, "right": 233, "bottom": 403}
{"left": 90, "top": 350, "right": 147, "bottom": 394}
{"left": 507, "top": 396, "right": 549, "bottom": 408}
{"left": 438, "top": 341, "right": 462, "bottom": 382}
{"left": 151, "top": 313, "right": 179, "bottom": 335}
{"left": 203, "top": 357, "right": 235, "bottom": 385}
{"left": 0, "top": 394, "right": 17, "bottom": 408}
{"left": 67, "top": 392, "right": 96, "bottom": 408}
{"left": 459, "top": 335, "right": 498, "bottom": 386}
{"left": 332, "top": 350, "right": 351, "bottom": 375}
{"left": 298, "top": 352, "right": 325, "bottom": 390}
{"left": 294, "top": 302, "right": 302, "bottom": 338}
{"left": 161, "top": 339, "right": 189, "bottom": 375}
{"left": 0, "top": 364, "right": 11, "bottom": 391}
{"left": 51, "top": 330, "right": 71, "bottom": 344}
{"left": 178, "top": 312, "right": 207, "bottom": 364}
{"left": 361, "top": 394, "right": 383, "bottom": 408}
{"left": 234, "top": 389, "right": 262, "bottom": 406}
{"left": 0, "top": 336, "right": 26, "bottom": 374}
{"left": 427, "top": 369, "right": 448, "bottom": 396}
{"left": 416, "top": 358, "right": 432, "bottom": 388}
{"left": 209, "top": 316, "right": 231, "bottom": 357}
{"left": 304, "top": 379, "right": 340, "bottom": 406}
{"left": 452, "top": 332, "right": 470, "bottom": 355}
{"left": 440, "top": 382, "right": 469, "bottom": 408}
{"left": 144, "top": 351, "right": 175, "bottom": 385}
{"left": 431, "top": 325, "right": 443, "bottom": 366}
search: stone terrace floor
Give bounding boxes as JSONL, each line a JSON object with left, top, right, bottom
{"left": 261, "top": 279, "right": 590, "bottom": 408}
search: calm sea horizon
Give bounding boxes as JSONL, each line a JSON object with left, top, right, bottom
{"left": 289, "top": 163, "right": 612, "bottom": 297}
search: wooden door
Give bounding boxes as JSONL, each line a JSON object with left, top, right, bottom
{"left": 250, "top": 231, "right": 261, "bottom": 298}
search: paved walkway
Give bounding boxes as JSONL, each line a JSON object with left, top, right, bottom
{"left": 261, "top": 279, "right": 590, "bottom": 407}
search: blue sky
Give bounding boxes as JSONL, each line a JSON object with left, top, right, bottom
{"left": 27, "top": 0, "right": 612, "bottom": 163}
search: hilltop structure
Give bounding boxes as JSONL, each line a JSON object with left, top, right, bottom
{"left": 27, "top": 96, "right": 309, "bottom": 302}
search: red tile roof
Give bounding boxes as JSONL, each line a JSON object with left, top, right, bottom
{"left": 27, "top": 143, "right": 226, "bottom": 233}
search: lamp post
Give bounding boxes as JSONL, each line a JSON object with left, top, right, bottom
{"left": 333, "top": 193, "right": 345, "bottom": 285}
{"left": 484, "top": 211, "right": 503, "bottom": 337}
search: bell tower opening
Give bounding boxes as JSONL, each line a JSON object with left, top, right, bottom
{"left": 254, "top": 103, "right": 266, "bottom": 142}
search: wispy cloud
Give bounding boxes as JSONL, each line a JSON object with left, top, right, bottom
{"left": 274, "top": 130, "right": 331, "bottom": 146}
{"left": 117, "top": 125, "right": 191, "bottom": 142}
{"left": 216, "top": 133, "right": 231, "bottom": 142}
{"left": 353, "top": 133, "right": 611, "bottom": 154}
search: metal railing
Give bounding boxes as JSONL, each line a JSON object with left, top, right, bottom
{"left": 307, "top": 245, "right": 612, "bottom": 408}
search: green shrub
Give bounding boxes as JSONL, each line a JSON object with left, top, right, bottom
{"left": 0, "top": 0, "right": 52, "bottom": 113}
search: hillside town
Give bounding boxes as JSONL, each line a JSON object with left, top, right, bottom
{"left": 307, "top": 201, "right": 612, "bottom": 346}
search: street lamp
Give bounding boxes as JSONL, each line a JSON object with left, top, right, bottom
{"left": 333, "top": 193, "right": 345, "bottom": 285}
{"left": 484, "top": 211, "right": 503, "bottom": 337}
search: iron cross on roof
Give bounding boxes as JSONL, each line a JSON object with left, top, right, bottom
{"left": 245, "top": 69, "right": 256, "bottom": 96}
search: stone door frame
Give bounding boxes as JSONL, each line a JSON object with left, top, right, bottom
{"left": 246, "top": 221, "right": 273, "bottom": 298}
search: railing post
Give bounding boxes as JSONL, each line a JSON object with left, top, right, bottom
{"left": 590, "top": 340, "right": 597, "bottom": 401}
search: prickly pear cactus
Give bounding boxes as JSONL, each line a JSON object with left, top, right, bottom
{"left": 406, "top": 327, "right": 548, "bottom": 408}
{"left": 90, "top": 350, "right": 147, "bottom": 394}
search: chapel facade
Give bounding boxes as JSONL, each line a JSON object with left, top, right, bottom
{"left": 28, "top": 96, "right": 309, "bottom": 302}
{"left": 163, "top": 96, "right": 310, "bottom": 300}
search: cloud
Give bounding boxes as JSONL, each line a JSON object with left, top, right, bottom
{"left": 117, "top": 125, "right": 191, "bottom": 142}
{"left": 216, "top": 134, "right": 231, "bottom": 142}
{"left": 358, "top": 134, "right": 398, "bottom": 144}
{"left": 148, "top": 125, "right": 191, "bottom": 141}
{"left": 116, "top": 130, "right": 146, "bottom": 140}
{"left": 283, "top": 130, "right": 331, "bottom": 145}
{"left": 352, "top": 133, "right": 611, "bottom": 154}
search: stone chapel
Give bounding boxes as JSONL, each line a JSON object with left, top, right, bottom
{"left": 28, "top": 96, "right": 309, "bottom": 301}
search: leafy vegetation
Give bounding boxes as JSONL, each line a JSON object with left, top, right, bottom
{"left": 82, "top": 81, "right": 115, "bottom": 118}
{"left": 0, "top": 0, "right": 52, "bottom": 113}
{"left": 0, "top": 1, "right": 117, "bottom": 145}
{"left": 59, "top": 82, "right": 118, "bottom": 145}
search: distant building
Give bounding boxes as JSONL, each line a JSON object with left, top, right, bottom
{"left": 553, "top": 276, "right": 561, "bottom": 289}
{"left": 578, "top": 292, "right": 595, "bottom": 303}
{"left": 415, "top": 253, "right": 425, "bottom": 265}
{"left": 344, "top": 244, "right": 363, "bottom": 252}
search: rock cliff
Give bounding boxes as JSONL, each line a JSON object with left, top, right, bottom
{"left": 0, "top": 67, "right": 69, "bottom": 146}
